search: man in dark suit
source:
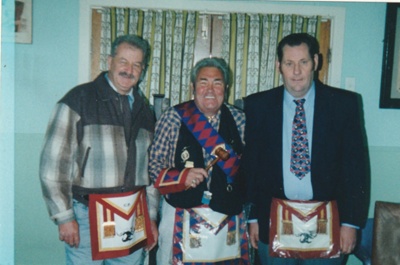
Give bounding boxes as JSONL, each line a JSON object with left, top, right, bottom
{"left": 243, "top": 33, "right": 370, "bottom": 265}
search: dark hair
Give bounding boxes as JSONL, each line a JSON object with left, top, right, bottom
{"left": 110, "top": 35, "right": 151, "bottom": 81}
{"left": 277, "top": 33, "right": 320, "bottom": 63}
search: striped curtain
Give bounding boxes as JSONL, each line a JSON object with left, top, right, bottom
{"left": 221, "top": 13, "right": 321, "bottom": 102}
{"left": 99, "top": 8, "right": 198, "bottom": 106}
{"left": 99, "top": 8, "right": 321, "bottom": 105}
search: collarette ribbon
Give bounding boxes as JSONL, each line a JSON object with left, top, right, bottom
{"left": 175, "top": 101, "right": 240, "bottom": 183}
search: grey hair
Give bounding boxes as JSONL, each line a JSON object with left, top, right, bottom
{"left": 190, "top": 57, "right": 231, "bottom": 98}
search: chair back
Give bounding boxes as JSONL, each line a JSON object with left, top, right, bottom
{"left": 372, "top": 201, "right": 400, "bottom": 265}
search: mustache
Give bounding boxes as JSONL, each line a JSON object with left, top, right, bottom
{"left": 119, "top": 72, "right": 135, "bottom": 79}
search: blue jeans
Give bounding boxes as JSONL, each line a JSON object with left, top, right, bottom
{"left": 65, "top": 200, "right": 145, "bottom": 265}
{"left": 257, "top": 240, "right": 344, "bottom": 265}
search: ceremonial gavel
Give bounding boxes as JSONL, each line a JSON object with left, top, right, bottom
{"left": 205, "top": 147, "right": 230, "bottom": 171}
{"left": 185, "top": 147, "right": 230, "bottom": 190}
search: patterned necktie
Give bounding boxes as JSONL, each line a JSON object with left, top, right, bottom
{"left": 290, "top": 99, "right": 311, "bottom": 179}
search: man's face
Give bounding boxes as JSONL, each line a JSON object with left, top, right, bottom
{"left": 192, "top": 67, "right": 226, "bottom": 117}
{"left": 277, "top": 43, "right": 318, "bottom": 98}
{"left": 107, "top": 42, "right": 144, "bottom": 95}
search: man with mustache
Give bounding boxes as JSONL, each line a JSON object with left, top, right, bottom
{"left": 149, "top": 57, "right": 249, "bottom": 264}
{"left": 40, "top": 35, "right": 159, "bottom": 264}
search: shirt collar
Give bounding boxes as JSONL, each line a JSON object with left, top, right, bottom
{"left": 284, "top": 81, "right": 315, "bottom": 106}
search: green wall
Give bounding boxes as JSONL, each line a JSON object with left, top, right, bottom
{"left": 9, "top": 0, "right": 400, "bottom": 265}
{"left": 15, "top": 134, "right": 64, "bottom": 264}
{"left": 1, "top": 0, "right": 15, "bottom": 263}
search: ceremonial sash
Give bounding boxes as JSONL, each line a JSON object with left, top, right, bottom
{"left": 88, "top": 188, "right": 154, "bottom": 260}
{"left": 173, "top": 206, "right": 249, "bottom": 264}
{"left": 175, "top": 101, "right": 240, "bottom": 182}
{"left": 269, "top": 198, "right": 341, "bottom": 259}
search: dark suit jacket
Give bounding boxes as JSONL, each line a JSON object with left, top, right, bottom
{"left": 243, "top": 80, "right": 370, "bottom": 244}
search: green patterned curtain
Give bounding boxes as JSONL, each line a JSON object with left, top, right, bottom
{"left": 221, "top": 13, "right": 321, "bottom": 103}
{"left": 100, "top": 8, "right": 198, "bottom": 106}
{"left": 99, "top": 8, "right": 321, "bottom": 105}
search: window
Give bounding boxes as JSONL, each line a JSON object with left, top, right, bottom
{"left": 80, "top": 1, "right": 345, "bottom": 91}
{"left": 191, "top": 14, "right": 332, "bottom": 85}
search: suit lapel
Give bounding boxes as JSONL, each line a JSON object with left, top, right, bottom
{"left": 269, "top": 87, "right": 284, "bottom": 155}
{"left": 311, "top": 81, "right": 331, "bottom": 176}
{"left": 266, "top": 87, "right": 285, "bottom": 192}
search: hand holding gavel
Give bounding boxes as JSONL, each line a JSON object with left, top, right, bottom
{"left": 185, "top": 147, "right": 230, "bottom": 190}
{"left": 205, "top": 147, "right": 230, "bottom": 171}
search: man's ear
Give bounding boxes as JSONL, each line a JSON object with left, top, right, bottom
{"left": 190, "top": 83, "right": 195, "bottom": 99}
{"left": 224, "top": 85, "right": 230, "bottom": 101}
{"left": 276, "top": 60, "right": 282, "bottom": 74}
{"left": 313, "top": 54, "right": 319, "bottom": 71}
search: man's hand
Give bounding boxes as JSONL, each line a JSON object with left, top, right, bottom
{"left": 340, "top": 226, "right": 357, "bottom": 254}
{"left": 185, "top": 168, "right": 208, "bottom": 189}
{"left": 249, "top": 222, "right": 259, "bottom": 249}
{"left": 59, "top": 220, "right": 80, "bottom": 248}
{"left": 145, "top": 220, "right": 159, "bottom": 251}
